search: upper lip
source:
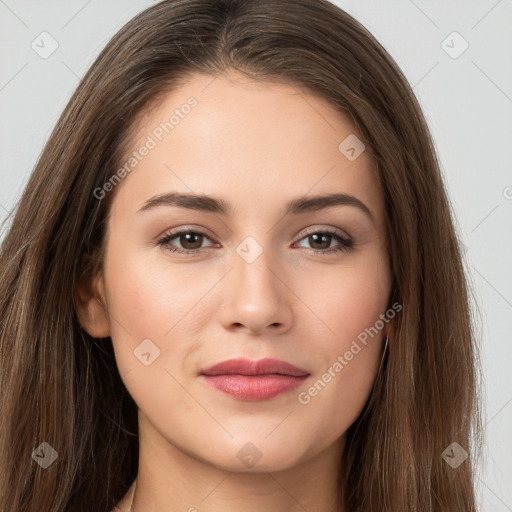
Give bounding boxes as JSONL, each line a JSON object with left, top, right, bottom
{"left": 200, "top": 357, "right": 310, "bottom": 377}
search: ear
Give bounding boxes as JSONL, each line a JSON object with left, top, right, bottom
{"left": 75, "top": 267, "right": 111, "bottom": 339}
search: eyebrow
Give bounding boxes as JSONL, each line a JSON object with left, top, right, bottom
{"left": 138, "top": 191, "right": 374, "bottom": 223}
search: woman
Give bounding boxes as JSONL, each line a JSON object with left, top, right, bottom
{"left": 0, "top": 0, "right": 483, "bottom": 510}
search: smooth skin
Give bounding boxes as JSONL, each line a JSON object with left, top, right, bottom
{"left": 76, "top": 70, "right": 393, "bottom": 512}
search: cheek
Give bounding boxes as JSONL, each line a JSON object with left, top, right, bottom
{"left": 294, "top": 255, "right": 391, "bottom": 344}
{"left": 292, "top": 259, "right": 390, "bottom": 430}
{"left": 103, "top": 247, "right": 218, "bottom": 376}
{"left": 105, "top": 240, "right": 205, "bottom": 328}
{"left": 102, "top": 252, "right": 206, "bottom": 419}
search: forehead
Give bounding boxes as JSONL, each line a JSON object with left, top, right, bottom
{"left": 113, "top": 71, "right": 382, "bottom": 223}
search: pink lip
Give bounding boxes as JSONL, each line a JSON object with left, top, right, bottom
{"left": 200, "top": 357, "right": 310, "bottom": 401}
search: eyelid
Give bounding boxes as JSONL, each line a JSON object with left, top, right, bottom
{"left": 299, "top": 225, "right": 352, "bottom": 240}
{"left": 156, "top": 225, "right": 217, "bottom": 242}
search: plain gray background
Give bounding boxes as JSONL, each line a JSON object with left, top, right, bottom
{"left": 1, "top": 0, "right": 511, "bottom": 509}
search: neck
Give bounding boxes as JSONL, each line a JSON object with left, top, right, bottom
{"left": 130, "top": 419, "right": 345, "bottom": 512}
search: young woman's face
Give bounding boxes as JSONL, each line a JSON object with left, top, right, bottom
{"left": 82, "top": 71, "right": 392, "bottom": 473}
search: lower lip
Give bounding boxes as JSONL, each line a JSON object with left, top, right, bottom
{"left": 201, "top": 374, "right": 309, "bottom": 401}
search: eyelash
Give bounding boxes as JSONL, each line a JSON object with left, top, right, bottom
{"left": 156, "top": 227, "right": 354, "bottom": 255}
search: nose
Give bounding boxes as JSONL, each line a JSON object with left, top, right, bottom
{"left": 219, "top": 241, "right": 293, "bottom": 336}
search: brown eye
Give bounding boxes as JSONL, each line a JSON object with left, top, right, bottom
{"left": 177, "top": 232, "right": 204, "bottom": 250}
{"left": 295, "top": 229, "right": 354, "bottom": 255}
{"left": 157, "top": 229, "right": 216, "bottom": 254}
{"left": 307, "top": 233, "right": 333, "bottom": 250}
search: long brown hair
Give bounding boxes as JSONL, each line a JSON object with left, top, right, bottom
{"left": 0, "top": 0, "right": 483, "bottom": 510}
